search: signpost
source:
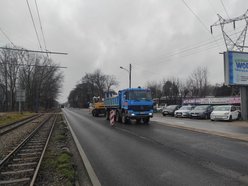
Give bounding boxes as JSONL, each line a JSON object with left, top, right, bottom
{"left": 16, "top": 89, "right": 26, "bottom": 114}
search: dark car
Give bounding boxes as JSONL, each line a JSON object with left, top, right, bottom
{"left": 190, "top": 105, "right": 213, "bottom": 119}
{"left": 162, "top": 105, "right": 181, "bottom": 116}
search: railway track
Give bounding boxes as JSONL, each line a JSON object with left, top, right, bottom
{"left": 0, "top": 114, "right": 42, "bottom": 136}
{"left": 0, "top": 114, "right": 57, "bottom": 185}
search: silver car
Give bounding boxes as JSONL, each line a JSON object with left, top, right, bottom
{"left": 174, "top": 105, "right": 194, "bottom": 118}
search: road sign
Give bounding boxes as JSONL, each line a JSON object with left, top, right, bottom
{"left": 16, "top": 89, "right": 26, "bottom": 102}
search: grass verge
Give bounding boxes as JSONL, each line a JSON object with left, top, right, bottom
{"left": 0, "top": 112, "right": 35, "bottom": 126}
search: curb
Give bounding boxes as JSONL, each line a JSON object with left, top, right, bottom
{"left": 155, "top": 122, "right": 248, "bottom": 142}
{"left": 63, "top": 113, "right": 101, "bottom": 186}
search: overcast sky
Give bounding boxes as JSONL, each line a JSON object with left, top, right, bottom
{"left": 0, "top": 0, "right": 248, "bottom": 102}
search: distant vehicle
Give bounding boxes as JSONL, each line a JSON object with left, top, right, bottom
{"left": 91, "top": 96, "right": 106, "bottom": 117}
{"left": 174, "top": 105, "right": 194, "bottom": 118}
{"left": 210, "top": 105, "right": 239, "bottom": 121}
{"left": 104, "top": 88, "right": 154, "bottom": 124}
{"left": 190, "top": 105, "right": 213, "bottom": 119}
{"left": 162, "top": 105, "right": 180, "bottom": 116}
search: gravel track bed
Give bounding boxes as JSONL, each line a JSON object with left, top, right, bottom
{"left": 0, "top": 115, "right": 49, "bottom": 161}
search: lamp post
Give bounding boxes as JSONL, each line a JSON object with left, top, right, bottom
{"left": 120, "top": 64, "right": 132, "bottom": 88}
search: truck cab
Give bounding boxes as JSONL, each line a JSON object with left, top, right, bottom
{"left": 117, "top": 88, "right": 153, "bottom": 123}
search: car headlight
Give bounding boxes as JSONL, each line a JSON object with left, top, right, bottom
{"left": 224, "top": 112, "right": 229, "bottom": 115}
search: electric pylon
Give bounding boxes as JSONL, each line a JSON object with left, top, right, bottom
{"left": 211, "top": 9, "right": 248, "bottom": 51}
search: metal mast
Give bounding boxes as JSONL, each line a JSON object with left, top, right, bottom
{"left": 211, "top": 9, "right": 248, "bottom": 51}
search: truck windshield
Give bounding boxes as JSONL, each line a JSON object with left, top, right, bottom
{"left": 128, "top": 90, "right": 152, "bottom": 100}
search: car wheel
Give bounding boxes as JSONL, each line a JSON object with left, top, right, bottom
{"left": 229, "top": 115, "right": 232, "bottom": 121}
{"left": 204, "top": 114, "right": 208, "bottom": 119}
{"left": 162, "top": 113, "right": 166, "bottom": 116}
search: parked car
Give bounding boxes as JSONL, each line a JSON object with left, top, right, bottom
{"left": 162, "top": 105, "right": 181, "bottom": 116}
{"left": 174, "top": 105, "right": 195, "bottom": 118}
{"left": 190, "top": 105, "right": 213, "bottom": 119}
{"left": 235, "top": 106, "right": 241, "bottom": 119}
{"left": 210, "top": 105, "right": 239, "bottom": 121}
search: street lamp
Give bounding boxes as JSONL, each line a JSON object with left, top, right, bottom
{"left": 120, "top": 64, "right": 132, "bottom": 88}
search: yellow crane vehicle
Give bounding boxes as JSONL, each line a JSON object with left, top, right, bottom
{"left": 91, "top": 96, "right": 106, "bottom": 117}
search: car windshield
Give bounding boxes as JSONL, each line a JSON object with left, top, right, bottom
{"left": 128, "top": 90, "right": 152, "bottom": 101}
{"left": 214, "top": 106, "right": 231, "bottom": 111}
{"left": 194, "top": 105, "right": 209, "bottom": 110}
{"left": 179, "top": 106, "right": 192, "bottom": 110}
{"left": 167, "top": 105, "right": 177, "bottom": 109}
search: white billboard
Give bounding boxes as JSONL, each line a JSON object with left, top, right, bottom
{"left": 224, "top": 51, "right": 248, "bottom": 86}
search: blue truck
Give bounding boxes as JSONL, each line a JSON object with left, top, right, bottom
{"left": 104, "top": 87, "right": 154, "bottom": 124}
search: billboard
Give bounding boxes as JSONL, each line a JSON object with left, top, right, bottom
{"left": 224, "top": 51, "right": 248, "bottom": 86}
{"left": 183, "top": 96, "right": 240, "bottom": 105}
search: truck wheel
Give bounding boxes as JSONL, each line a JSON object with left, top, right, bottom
{"left": 143, "top": 117, "right": 150, "bottom": 124}
{"left": 121, "top": 113, "right": 127, "bottom": 124}
{"left": 136, "top": 118, "right": 141, "bottom": 124}
{"left": 95, "top": 111, "right": 99, "bottom": 117}
{"left": 116, "top": 111, "right": 122, "bottom": 122}
{"left": 105, "top": 110, "right": 109, "bottom": 120}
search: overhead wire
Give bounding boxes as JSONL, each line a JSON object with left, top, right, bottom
{"left": 34, "top": 0, "right": 48, "bottom": 53}
{"left": 207, "top": 0, "right": 218, "bottom": 15}
{"left": 220, "top": 0, "right": 230, "bottom": 19}
{"left": 181, "top": 0, "right": 210, "bottom": 33}
{"left": 0, "top": 27, "right": 15, "bottom": 46}
{"left": 140, "top": 28, "right": 243, "bottom": 67}
{"left": 26, "top": 0, "right": 43, "bottom": 51}
{"left": 133, "top": 28, "right": 245, "bottom": 77}
{"left": 181, "top": 0, "right": 222, "bottom": 51}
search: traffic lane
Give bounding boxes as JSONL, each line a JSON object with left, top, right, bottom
{"left": 116, "top": 120, "right": 248, "bottom": 179}
{"left": 64, "top": 108, "right": 243, "bottom": 186}
{"left": 153, "top": 114, "right": 248, "bottom": 134}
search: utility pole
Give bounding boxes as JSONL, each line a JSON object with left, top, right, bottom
{"left": 120, "top": 64, "right": 132, "bottom": 88}
{"left": 129, "top": 64, "right": 132, "bottom": 88}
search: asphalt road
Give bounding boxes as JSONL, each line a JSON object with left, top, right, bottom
{"left": 63, "top": 108, "right": 248, "bottom": 186}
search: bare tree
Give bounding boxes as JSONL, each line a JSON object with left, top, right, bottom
{"left": 105, "top": 75, "right": 119, "bottom": 94}
{"left": 146, "top": 81, "right": 162, "bottom": 99}
{"left": 19, "top": 53, "right": 63, "bottom": 111}
{"left": 68, "top": 70, "right": 119, "bottom": 107}
{"left": 187, "top": 67, "right": 209, "bottom": 97}
{"left": 0, "top": 48, "right": 23, "bottom": 111}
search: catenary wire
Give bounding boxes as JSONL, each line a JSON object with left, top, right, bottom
{"left": 34, "top": 0, "right": 48, "bottom": 52}
{"left": 26, "top": 0, "right": 43, "bottom": 51}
